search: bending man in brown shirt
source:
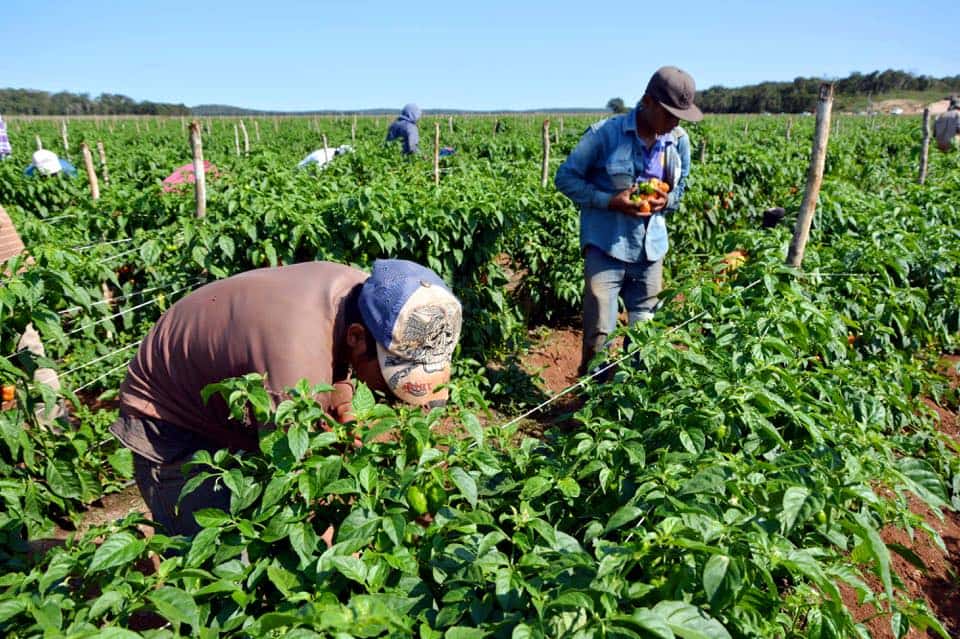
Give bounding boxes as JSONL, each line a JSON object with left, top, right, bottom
{"left": 111, "top": 259, "right": 462, "bottom": 536}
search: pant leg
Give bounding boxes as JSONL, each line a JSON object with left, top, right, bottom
{"left": 133, "top": 452, "right": 231, "bottom": 537}
{"left": 580, "top": 246, "right": 625, "bottom": 375}
{"left": 622, "top": 257, "right": 664, "bottom": 325}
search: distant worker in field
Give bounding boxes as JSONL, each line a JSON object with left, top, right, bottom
{"left": 555, "top": 65, "right": 702, "bottom": 378}
{"left": 110, "top": 258, "right": 462, "bottom": 537}
{"left": 385, "top": 103, "right": 421, "bottom": 155}
{"left": 934, "top": 95, "right": 960, "bottom": 152}
{"left": 0, "top": 114, "right": 11, "bottom": 159}
{"left": 297, "top": 144, "right": 354, "bottom": 169}
{"left": 24, "top": 149, "right": 77, "bottom": 178}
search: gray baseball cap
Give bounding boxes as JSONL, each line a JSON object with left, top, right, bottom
{"left": 645, "top": 66, "right": 704, "bottom": 122}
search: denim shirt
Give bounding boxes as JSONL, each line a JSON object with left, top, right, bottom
{"left": 555, "top": 107, "right": 691, "bottom": 263}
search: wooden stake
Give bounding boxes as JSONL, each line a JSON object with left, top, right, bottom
{"left": 448, "top": 115, "right": 453, "bottom": 134}
{"left": 433, "top": 122, "right": 440, "bottom": 186}
{"left": 559, "top": 116, "right": 564, "bottom": 136}
{"left": 919, "top": 108, "right": 931, "bottom": 185}
{"left": 322, "top": 134, "right": 329, "bottom": 154}
{"left": 80, "top": 143, "right": 100, "bottom": 200}
{"left": 189, "top": 122, "right": 206, "bottom": 218}
{"left": 274, "top": 117, "right": 279, "bottom": 132}
{"left": 786, "top": 118, "right": 793, "bottom": 141}
{"left": 233, "top": 123, "right": 241, "bottom": 156}
{"left": 239, "top": 120, "right": 250, "bottom": 154}
{"left": 541, "top": 119, "right": 551, "bottom": 188}
{"left": 351, "top": 115, "right": 357, "bottom": 145}
{"left": 254, "top": 120, "right": 261, "bottom": 142}
{"left": 35, "top": 135, "right": 42, "bottom": 150}
{"left": 96, "top": 141, "right": 110, "bottom": 186}
{"left": 60, "top": 120, "right": 69, "bottom": 152}
{"left": 699, "top": 139, "right": 707, "bottom": 163}
{"left": 786, "top": 83, "right": 834, "bottom": 269}
{"left": 205, "top": 120, "right": 211, "bottom": 136}
{"left": 135, "top": 120, "right": 141, "bottom": 134}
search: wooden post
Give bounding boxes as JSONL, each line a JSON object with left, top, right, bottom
{"left": 135, "top": 120, "right": 141, "bottom": 134}
{"left": 205, "top": 119, "right": 211, "bottom": 136}
{"left": 699, "top": 138, "right": 707, "bottom": 163}
{"left": 274, "top": 116, "right": 279, "bottom": 132}
{"left": 919, "top": 108, "right": 931, "bottom": 185}
{"left": 433, "top": 122, "right": 440, "bottom": 186}
{"left": 448, "top": 115, "right": 453, "bottom": 134}
{"left": 559, "top": 116, "right": 564, "bottom": 136}
{"left": 786, "top": 83, "right": 834, "bottom": 269}
{"left": 254, "top": 120, "right": 261, "bottom": 142}
{"left": 189, "top": 122, "right": 207, "bottom": 218}
{"left": 35, "top": 135, "right": 43, "bottom": 150}
{"left": 351, "top": 115, "right": 357, "bottom": 145}
{"left": 492, "top": 119, "right": 498, "bottom": 138}
{"left": 322, "top": 134, "right": 329, "bottom": 159}
{"left": 743, "top": 120, "right": 749, "bottom": 135}
{"left": 233, "top": 123, "right": 241, "bottom": 156}
{"left": 239, "top": 120, "right": 250, "bottom": 154}
{"left": 786, "top": 118, "right": 793, "bottom": 141}
{"left": 80, "top": 143, "right": 100, "bottom": 200}
{"left": 541, "top": 119, "right": 551, "bottom": 188}
{"left": 60, "top": 120, "right": 69, "bottom": 152}
{"left": 96, "top": 141, "right": 110, "bottom": 186}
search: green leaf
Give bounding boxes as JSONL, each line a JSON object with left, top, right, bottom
{"left": 450, "top": 467, "right": 478, "bottom": 508}
{"left": 852, "top": 513, "right": 893, "bottom": 601}
{"left": 605, "top": 505, "right": 643, "bottom": 533}
{"left": 38, "top": 552, "right": 73, "bottom": 595}
{"left": 652, "top": 600, "right": 731, "bottom": 639}
{"left": 520, "top": 475, "right": 551, "bottom": 500}
{"left": 629, "top": 608, "right": 674, "bottom": 639}
{"left": 352, "top": 382, "right": 376, "bottom": 419}
{"left": 88, "top": 590, "right": 126, "bottom": 620}
{"left": 45, "top": 459, "right": 82, "bottom": 499}
{"left": 557, "top": 477, "right": 581, "bottom": 499}
{"left": 330, "top": 555, "right": 367, "bottom": 585}
{"left": 148, "top": 586, "right": 201, "bottom": 630}
{"left": 288, "top": 424, "right": 309, "bottom": 461}
{"left": 896, "top": 457, "right": 948, "bottom": 510}
{"left": 89, "top": 532, "right": 146, "bottom": 572}
{"left": 193, "top": 508, "right": 231, "bottom": 528}
{"left": 462, "top": 412, "right": 484, "bottom": 447}
{"left": 107, "top": 447, "right": 134, "bottom": 478}
{"left": 445, "top": 628, "right": 487, "bottom": 639}
{"left": 218, "top": 236, "right": 235, "bottom": 260}
{"left": 779, "top": 486, "right": 811, "bottom": 535}
{"left": 702, "top": 554, "right": 730, "bottom": 603}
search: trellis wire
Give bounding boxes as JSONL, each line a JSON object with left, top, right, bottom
{"left": 498, "top": 277, "right": 765, "bottom": 431}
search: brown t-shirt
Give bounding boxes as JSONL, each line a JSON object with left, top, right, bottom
{"left": 113, "top": 261, "right": 369, "bottom": 460}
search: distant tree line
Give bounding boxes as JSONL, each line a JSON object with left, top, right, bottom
{"left": 0, "top": 88, "right": 189, "bottom": 115}
{"left": 696, "top": 69, "right": 960, "bottom": 113}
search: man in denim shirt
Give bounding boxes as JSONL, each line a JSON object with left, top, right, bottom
{"left": 555, "top": 66, "right": 702, "bottom": 376}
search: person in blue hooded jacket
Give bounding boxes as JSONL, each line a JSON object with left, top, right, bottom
{"left": 555, "top": 66, "right": 702, "bottom": 378}
{"left": 385, "top": 103, "right": 421, "bottom": 155}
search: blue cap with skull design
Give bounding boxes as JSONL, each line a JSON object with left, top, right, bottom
{"left": 358, "top": 259, "right": 462, "bottom": 407}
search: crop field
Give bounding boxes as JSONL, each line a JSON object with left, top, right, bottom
{"left": 0, "top": 112, "right": 958, "bottom": 638}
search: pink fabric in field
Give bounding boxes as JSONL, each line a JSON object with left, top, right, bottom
{"left": 162, "top": 161, "right": 220, "bottom": 193}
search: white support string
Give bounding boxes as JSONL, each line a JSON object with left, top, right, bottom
{"left": 63, "top": 280, "right": 202, "bottom": 338}
{"left": 59, "top": 277, "right": 206, "bottom": 315}
{"left": 61, "top": 340, "right": 141, "bottom": 377}
{"left": 498, "top": 277, "right": 765, "bottom": 431}
{"left": 72, "top": 238, "right": 135, "bottom": 251}
{"left": 73, "top": 361, "right": 129, "bottom": 392}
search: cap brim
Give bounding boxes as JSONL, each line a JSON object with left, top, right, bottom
{"left": 661, "top": 101, "right": 704, "bottom": 123}
{"left": 376, "top": 343, "right": 451, "bottom": 408}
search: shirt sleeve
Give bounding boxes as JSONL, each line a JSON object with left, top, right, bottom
{"left": 554, "top": 127, "right": 613, "bottom": 211}
{"left": 665, "top": 133, "right": 691, "bottom": 211}
{"left": 405, "top": 125, "right": 420, "bottom": 154}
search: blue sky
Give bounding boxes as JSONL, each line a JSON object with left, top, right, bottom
{"left": 2, "top": 1, "right": 955, "bottom": 111}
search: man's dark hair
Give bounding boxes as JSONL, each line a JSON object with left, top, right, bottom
{"left": 344, "top": 283, "right": 379, "bottom": 359}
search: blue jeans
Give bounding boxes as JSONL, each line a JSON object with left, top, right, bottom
{"left": 580, "top": 245, "right": 663, "bottom": 375}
